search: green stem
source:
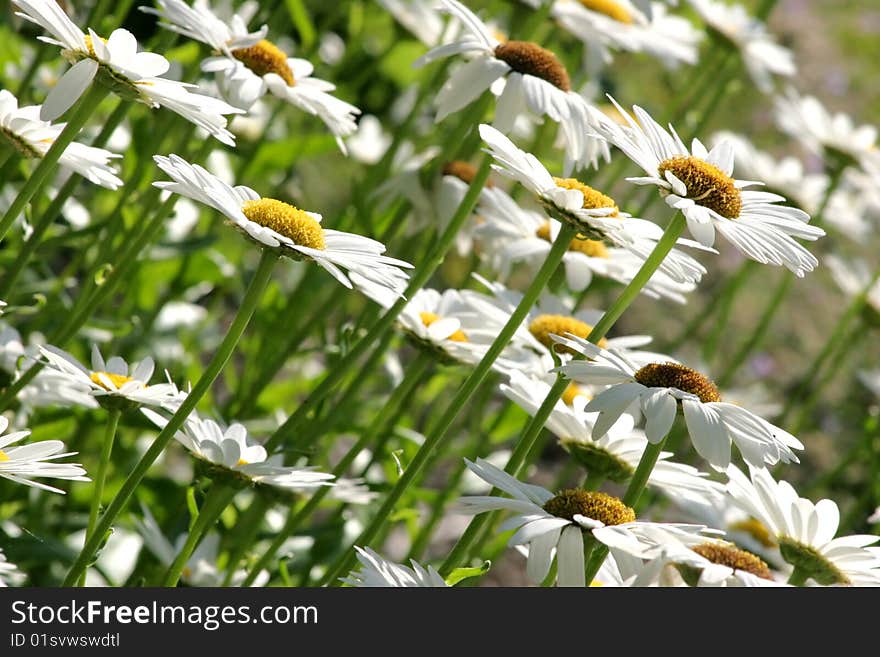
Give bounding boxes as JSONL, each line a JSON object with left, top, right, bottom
{"left": 263, "top": 153, "right": 493, "bottom": 453}
{"left": 77, "top": 408, "right": 121, "bottom": 587}
{"left": 220, "top": 494, "right": 270, "bottom": 586}
{"left": 0, "top": 84, "right": 109, "bottom": 243}
{"left": 787, "top": 566, "right": 809, "bottom": 586}
{"left": 319, "top": 223, "right": 580, "bottom": 586}
{"left": 240, "top": 350, "right": 433, "bottom": 587}
{"left": 440, "top": 212, "right": 688, "bottom": 574}
{"left": 162, "top": 484, "right": 237, "bottom": 586}
{"left": 62, "top": 249, "right": 279, "bottom": 586}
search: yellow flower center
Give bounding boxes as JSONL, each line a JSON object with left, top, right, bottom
{"left": 83, "top": 34, "right": 107, "bottom": 58}
{"left": 493, "top": 41, "right": 571, "bottom": 92}
{"left": 419, "top": 312, "right": 469, "bottom": 342}
{"left": 241, "top": 198, "right": 326, "bottom": 249}
{"left": 730, "top": 517, "right": 777, "bottom": 548}
{"left": 535, "top": 221, "right": 609, "bottom": 258}
{"left": 236, "top": 458, "right": 249, "bottom": 467}
{"left": 528, "top": 314, "right": 607, "bottom": 353}
{"left": 543, "top": 489, "right": 635, "bottom": 525}
{"left": 561, "top": 382, "right": 588, "bottom": 406}
{"left": 442, "top": 161, "right": 494, "bottom": 187}
{"left": 578, "top": 0, "right": 634, "bottom": 23}
{"left": 633, "top": 362, "right": 721, "bottom": 403}
{"left": 656, "top": 156, "right": 742, "bottom": 219}
{"left": 89, "top": 371, "right": 136, "bottom": 390}
{"left": 0, "top": 450, "right": 9, "bottom": 462}
{"left": 232, "top": 40, "right": 295, "bottom": 86}
{"left": 553, "top": 177, "right": 620, "bottom": 214}
{"left": 691, "top": 542, "right": 773, "bottom": 580}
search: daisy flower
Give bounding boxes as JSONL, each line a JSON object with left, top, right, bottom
{"left": 0, "top": 89, "right": 122, "bottom": 189}
{"left": 0, "top": 548, "right": 25, "bottom": 587}
{"left": 552, "top": 0, "right": 701, "bottom": 71}
{"left": 142, "top": 409, "right": 335, "bottom": 493}
{"left": 479, "top": 123, "right": 712, "bottom": 284}
{"left": 556, "top": 336, "right": 803, "bottom": 469}
{"left": 340, "top": 547, "right": 448, "bottom": 587}
{"left": 501, "top": 370, "right": 725, "bottom": 506}
{"left": 415, "top": 0, "right": 607, "bottom": 171}
{"left": 14, "top": 0, "right": 242, "bottom": 144}
{"left": 152, "top": 154, "right": 413, "bottom": 295}
{"left": 774, "top": 89, "right": 880, "bottom": 171}
{"left": 38, "top": 344, "right": 185, "bottom": 411}
{"left": 459, "top": 457, "right": 712, "bottom": 586}
{"left": 712, "top": 131, "right": 828, "bottom": 215}
{"left": 686, "top": 0, "right": 795, "bottom": 92}
{"left": 0, "top": 416, "right": 89, "bottom": 494}
{"left": 726, "top": 466, "right": 880, "bottom": 586}
{"left": 142, "top": 0, "right": 361, "bottom": 150}
{"left": 475, "top": 185, "right": 698, "bottom": 301}
{"left": 592, "top": 98, "right": 825, "bottom": 276}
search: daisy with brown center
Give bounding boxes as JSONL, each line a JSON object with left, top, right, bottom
{"left": 38, "top": 344, "right": 185, "bottom": 411}
{"left": 414, "top": 0, "right": 607, "bottom": 171}
{"left": 592, "top": 97, "right": 825, "bottom": 277}
{"left": 142, "top": 0, "right": 360, "bottom": 151}
{"left": 458, "top": 457, "right": 712, "bottom": 586}
{"left": 475, "top": 185, "right": 698, "bottom": 302}
{"left": 726, "top": 465, "right": 880, "bottom": 586}
{"left": 502, "top": 370, "right": 727, "bottom": 506}
{"left": 14, "top": 0, "right": 241, "bottom": 142}
{"left": 555, "top": 335, "right": 803, "bottom": 469}
{"left": 479, "top": 124, "right": 712, "bottom": 285}
{"left": 552, "top": 0, "right": 701, "bottom": 71}
{"left": 152, "top": 154, "right": 413, "bottom": 296}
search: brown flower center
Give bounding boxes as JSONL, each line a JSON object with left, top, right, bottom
{"left": 442, "top": 161, "right": 494, "bottom": 187}
{"left": 494, "top": 41, "right": 571, "bottom": 92}
{"left": 633, "top": 362, "right": 721, "bottom": 403}
{"left": 528, "top": 314, "right": 607, "bottom": 353}
{"left": 241, "top": 198, "right": 326, "bottom": 249}
{"left": 535, "top": 221, "right": 609, "bottom": 258}
{"left": 691, "top": 542, "right": 773, "bottom": 580}
{"left": 419, "top": 312, "right": 469, "bottom": 342}
{"left": 544, "top": 489, "right": 635, "bottom": 525}
{"left": 657, "top": 156, "right": 742, "bottom": 219}
{"left": 578, "top": 0, "right": 634, "bottom": 23}
{"left": 89, "top": 371, "right": 136, "bottom": 390}
{"left": 232, "top": 40, "right": 295, "bottom": 86}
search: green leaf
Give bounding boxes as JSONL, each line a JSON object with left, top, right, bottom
{"left": 285, "top": 0, "right": 316, "bottom": 51}
{"left": 445, "top": 561, "right": 491, "bottom": 586}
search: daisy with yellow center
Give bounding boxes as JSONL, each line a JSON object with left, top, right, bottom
{"left": 38, "top": 344, "right": 184, "bottom": 411}
{"left": 142, "top": 409, "right": 335, "bottom": 493}
{"left": 0, "top": 416, "right": 89, "bottom": 495}
{"left": 14, "top": 0, "right": 241, "bottom": 142}
{"left": 142, "top": 0, "right": 361, "bottom": 151}
{"left": 474, "top": 185, "right": 699, "bottom": 302}
{"left": 152, "top": 154, "right": 413, "bottom": 296}
{"left": 0, "top": 89, "right": 122, "bottom": 188}
{"left": 726, "top": 465, "right": 880, "bottom": 586}
{"left": 478, "top": 124, "right": 712, "bottom": 286}
{"left": 413, "top": 0, "right": 608, "bottom": 171}
{"left": 501, "top": 370, "right": 726, "bottom": 506}
{"left": 459, "top": 457, "right": 713, "bottom": 586}
{"left": 555, "top": 336, "right": 804, "bottom": 469}
{"left": 553, "top": 0, "right": 701, "bottom": 71}
{"left": 592, "top": 96, "right": 825, "bottom": 277}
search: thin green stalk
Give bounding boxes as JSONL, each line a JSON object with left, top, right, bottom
{"left": 787, "top": 566, "right": 808, "bottom": 586}
{"left": 0, "top": 84, "right": 109, "bottom": 243}
{"left": 162, "top": 484, "right": 237, "bottom": 586}
{"left": 220, "top": 494, "right": 270, "bottom": 586}
{"left": 241, "top": 351, "right": 433, "bottom": 587}
{"left": 63, "top": 249, "right": 279, "bottom": 586}
{"left": 319, "top": 223, "right": 580, "bottom": 586}
{"left": 77, "top": 408, "right": 121, "bottom": 586}
{"left": 440, "top": 212, "right": 688, "bottom": 574}
{"left": 263, "top": 153, "right": 494, "bottom": 453}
